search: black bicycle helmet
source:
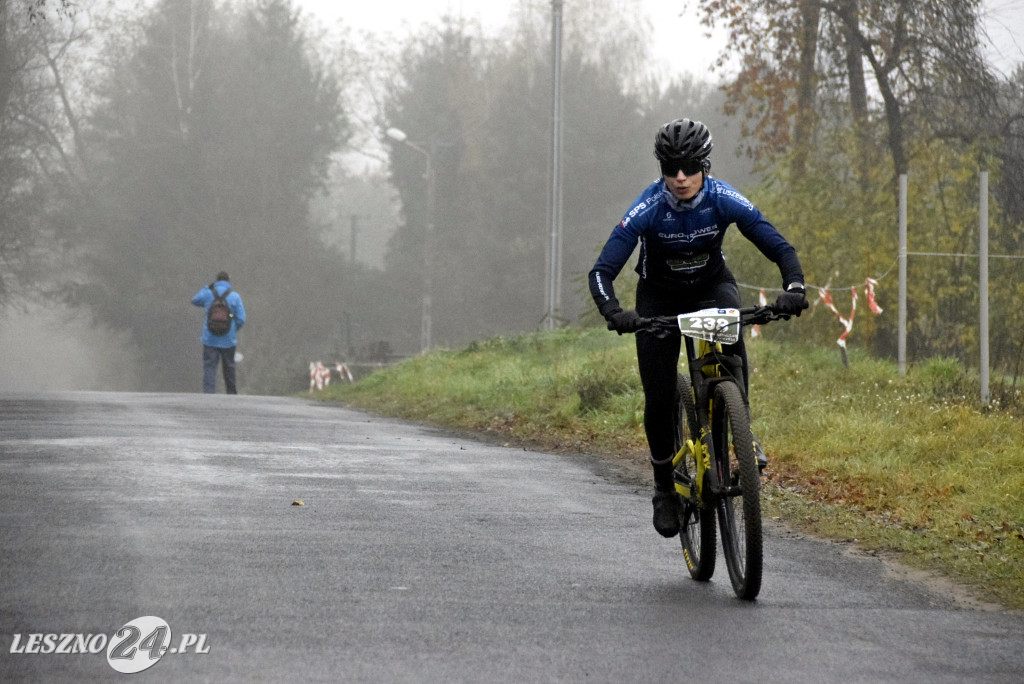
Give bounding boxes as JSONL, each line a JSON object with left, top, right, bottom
{"left": 654, "top": 118, "right": 713, "bottom": 161}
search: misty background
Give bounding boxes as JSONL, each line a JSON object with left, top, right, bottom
{"left": 2, "top": 0, "right": 1023, "bottom": 394}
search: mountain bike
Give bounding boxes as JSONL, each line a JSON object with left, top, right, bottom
{"left": 637, "top": 305, "right": 791, "bottom": 600}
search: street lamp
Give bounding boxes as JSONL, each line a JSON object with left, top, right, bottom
{"left": 386, "top": 127, "right": 435, "bottom": 353}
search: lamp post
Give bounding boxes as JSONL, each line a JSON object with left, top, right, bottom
{"left": 386, "top": 127, "right": 435, "bottom": 352}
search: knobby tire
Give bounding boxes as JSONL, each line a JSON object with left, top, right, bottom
{"left": 712, "top": 381, "right": 763, "bottom": 600}
{"left": 674, "top": 373, "right": 716, "bottom": 581}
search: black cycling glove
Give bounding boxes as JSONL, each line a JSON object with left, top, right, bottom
{"left": 606, "top": 309, "right": 642, "bottom": 334}
{"left": 774, "top": 285, "right": 809, "bottom": 317}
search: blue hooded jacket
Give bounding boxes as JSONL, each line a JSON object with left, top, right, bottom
{"left": 191, "top": 280, "right": 246, "bottom": 348}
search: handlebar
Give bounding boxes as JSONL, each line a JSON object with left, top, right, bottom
{"left": 636, "top": 305, "right": 794, "bottom": 338}
{"left": 739, "top": 304, "right": 796, "bottom": 326}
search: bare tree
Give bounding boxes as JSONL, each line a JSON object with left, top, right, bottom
{"left": 0, "top": 0, "right": 90, "bottom": 305}
{"left": 692, "top": 0, "right": 999, "bottom": 184}
{"left": 24, "top": 0, "right": 73, "bottom": 22}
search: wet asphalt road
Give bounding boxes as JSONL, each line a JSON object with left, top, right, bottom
{"left": 1, "top": 391, "right": 1022, "bottom": 683}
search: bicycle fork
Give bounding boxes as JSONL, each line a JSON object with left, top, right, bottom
{"left": 672, "top": 428, "right": 714, "bottom": 505}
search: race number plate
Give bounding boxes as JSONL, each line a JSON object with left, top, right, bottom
{"left": 676, "top": 308, "right": 741, "bottom": 345}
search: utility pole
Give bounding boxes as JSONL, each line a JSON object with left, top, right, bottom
{"left": 979, "top": 171, "right": 989, "bottom": 405}
{"left": 546, "top": 0, "right": 564, "bottom": 330}
{"left": 898, "top": 174, "right": 907, "bottom": 375}
{"left": 423, "top": 138, "right": 436, "bottom": 352}
{"left": 350, "top": 214, "right": 359, "bottom": 266}
{"left": 385, "top": 127, "right": 434, "bottom": 352}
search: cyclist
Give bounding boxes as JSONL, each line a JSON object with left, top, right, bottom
{"left": 588, "top": 117, "right": 809, "bottom": 538}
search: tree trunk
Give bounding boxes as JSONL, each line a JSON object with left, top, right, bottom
{"left": 838, "top": 0, "right": 871, "bottom": 190}
{"left": 792, "top": 0, "right": 821, "bottom": 177}
{"left": 839, "top": 8, "right": 909, "bottom": 205}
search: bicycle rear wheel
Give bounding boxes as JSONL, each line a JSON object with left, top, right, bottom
{"left": 711, "top": 381, "right": 762, "bottom": 600}
{"left": 674, "top": 373, "right": 715, "bottom": 581}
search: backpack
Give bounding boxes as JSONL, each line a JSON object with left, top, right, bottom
{"left": 206, "top": 284, "right": 233, "bottom": 336}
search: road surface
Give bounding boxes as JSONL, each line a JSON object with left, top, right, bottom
{"left": 1, "top": 391, "right": 1022, "bottom": 682}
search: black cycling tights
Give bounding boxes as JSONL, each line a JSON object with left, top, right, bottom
{"left": 634, "top": 275, "right": 747, "bottom": 488}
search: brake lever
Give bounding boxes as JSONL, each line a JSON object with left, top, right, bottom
{"left": 638, "top": 318, "right": 676, "bottom": 339}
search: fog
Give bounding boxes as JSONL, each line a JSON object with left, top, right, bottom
{"left": 0, "top": 305, "right": 142, "bottom": 392}
{"left": 0, "top": 0, "right": 751, "bottom": 394}
{"left": 3, "top": 0, "right": 1019, "bottom": 393}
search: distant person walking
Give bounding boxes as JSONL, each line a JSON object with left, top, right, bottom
{"left": 191, "top": 271, "right": 246, "bottom": 394}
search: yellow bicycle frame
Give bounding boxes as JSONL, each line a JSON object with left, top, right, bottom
{"left": 672, "top": 432, "right": 710, "bottom": 501}
{"left": 671, "top": 337, "right": 721, "bottom": 504}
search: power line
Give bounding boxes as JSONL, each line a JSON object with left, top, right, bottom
{"left": 908, "top": 251, "right": 1024, "bottom": 259}
{"left": 738, "top": 248, "right": 1024, "bottom": 295}
{"left": 738, "top": 258, "right": 898, "bottom": 294}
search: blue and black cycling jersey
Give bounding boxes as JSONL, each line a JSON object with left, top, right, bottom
{"left": 589, "top": 176, "right": 804, "bottom": 310}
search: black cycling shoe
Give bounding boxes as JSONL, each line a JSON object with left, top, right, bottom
{"left": 652, "top": 487, "right": 681, "bottom": 538}
{"left": 753, "top": 437, "right": 768, "bottom": 472}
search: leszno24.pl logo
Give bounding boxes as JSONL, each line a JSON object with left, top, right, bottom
{"left": 9, "top": 616, "right": 209, "bottom": 674}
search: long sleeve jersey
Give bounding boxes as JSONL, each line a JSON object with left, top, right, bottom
{"left": 589, "top": 176, "right": 804, "bottom": 311}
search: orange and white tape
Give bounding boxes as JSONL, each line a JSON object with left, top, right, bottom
{"left": 751, "top": 289, "right": 767, "bottom": 338}
{"left": 309, "top": 361, "right": 354, "bottom": 391}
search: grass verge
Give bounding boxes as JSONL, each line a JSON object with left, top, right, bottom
{"left": 322, "top": 326, "right": 1024, "bottom": 609}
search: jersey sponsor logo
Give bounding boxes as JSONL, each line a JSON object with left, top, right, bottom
{"left": 621, "top": 192, "right": 661, "bottom": 228}
{"left": 715, "top": 185, "right": 754, "bottom": 210}
{"left": 666, "top": 253, "right": 710, "bottom": 272}
{"left": 657, "top": 225, "right": 719, "bottom": 243}
{"left": 640, "top": 236, "right": 649, "bottom": 278}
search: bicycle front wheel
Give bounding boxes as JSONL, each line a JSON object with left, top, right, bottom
{"left": 711, "top": 381, "right": 763, "bottom": 600}
{"left": 674, "top": 373, "right": 716, "bottom": 581}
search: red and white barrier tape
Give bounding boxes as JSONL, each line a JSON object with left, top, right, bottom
{"left": 751, "top": 289, "right": 768, "bottom": 338}
{"left": 819, "top": 286, "right": 857, "bottom": 349}
{"left": 336, "top": 362, "right": 354, "bottom": 383}
{"left": 754, "top": 277, "right": 883, "bottom": 349}
{"left": 865, "top": 277, "right": 883, "bottom": 314}
{"left": 309, "top": 361, "right": 354, "bottom": 391}
{"left": 814, "top": 278, "right": 882, "bottom": 349}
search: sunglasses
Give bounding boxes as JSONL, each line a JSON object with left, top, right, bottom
{"left": 660, "top": 158, "right": 704, "bottom": 177}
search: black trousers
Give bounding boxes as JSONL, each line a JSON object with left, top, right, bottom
{"left": 634, "top": 272, "right": 746, "bottom": 485}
